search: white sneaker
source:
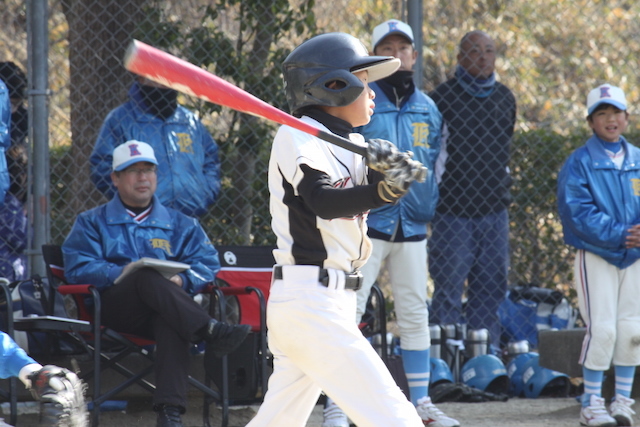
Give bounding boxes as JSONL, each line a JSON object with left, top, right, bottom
{"left": 321, "top": 398, "right": 349, "bottom": 427}
{"left": 416, "top": 396, "right": 460, "bottom": 427}
{"left": 580, "top": 395, "right": 617, "bottom": 427}
{"left": 609, "top": 394, "right": 635, "bottom": 426}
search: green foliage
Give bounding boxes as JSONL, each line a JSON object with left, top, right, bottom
{"left": 508, "top": 129, "right": 586, "bottom": 294}
{"left": 127, "top": 0, "right": 317, "bottom": 245}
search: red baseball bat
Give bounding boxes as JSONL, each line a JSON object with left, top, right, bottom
{"left": 123, "top": 39, "right": 367, "bottom": 157}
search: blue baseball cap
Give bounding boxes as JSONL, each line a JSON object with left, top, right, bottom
{"left": 587, "top": 84, "right": 627, "bottom": 116}
{"left": 372, "top": 19, "right": 414, "bottom": 50}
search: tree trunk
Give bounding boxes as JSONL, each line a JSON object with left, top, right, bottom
{"left": 61, "top": 0, "right": 147, "bottom": 216}
{"left": 232, "top": 3, "right": 276, "bottom": 244}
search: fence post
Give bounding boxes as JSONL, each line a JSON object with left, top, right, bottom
{"left": 27, "top": 0, "right": 50, "bottom": 276}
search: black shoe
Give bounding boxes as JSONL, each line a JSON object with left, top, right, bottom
{"left": 204, "top": 319, "right": 251, "bottom": 358}
{"left": 155, "top": 404, "right": 184, "bottom": 427}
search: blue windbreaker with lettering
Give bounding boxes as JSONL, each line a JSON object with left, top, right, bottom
{"left": 90, "top": 82, "right": 220, "bottom": 216}
{"left": 558, "top": 135, "right": 640, "bottom": 268}
{"left": 357, "top": 82, "right": 442, "bottom": 238}
{"left": 62, "top": 195, "right": 220, "bottom": 295}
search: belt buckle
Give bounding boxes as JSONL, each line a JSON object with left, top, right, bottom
{"left": 349, "top": 270, "right": 363, "bottom": 291}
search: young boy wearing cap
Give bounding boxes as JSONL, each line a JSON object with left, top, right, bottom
{"left": 246, "top": 32, "right": 426, "bottom": 427}
{"left": 322, "top": 19, "right": 459, "bottom": 427}
{"left": 62, "top": 140, "right": 250, "bottom": 427}
{"left": 558, "top": 84, "right": 640, "bottom": 427}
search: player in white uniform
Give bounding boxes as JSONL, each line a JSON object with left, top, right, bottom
{"left": 246, "top": 32, "right": 426, "bottom": 427}
{"left": 558, "top": 84, "right": 640, "bottom": 427}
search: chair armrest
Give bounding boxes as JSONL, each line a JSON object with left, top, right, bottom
{"left": 57, "top": 284, "right": 95, "bottom": 295}
{"left": 215, "top": 287, "right": 258, "bottom": 296}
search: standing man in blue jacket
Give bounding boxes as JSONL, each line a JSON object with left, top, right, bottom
{"left": 64, "top": 140, "right": 249, "bottom": 427}
{"left": 90, "top": 76, "right": 220, "bottom": 217}
{"left": 321, "top": 19, "right": 458, "bottom": 427}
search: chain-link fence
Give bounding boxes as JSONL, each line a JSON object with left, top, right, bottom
{"left": 2, "top": 0, "right": 639, "bottom": 351}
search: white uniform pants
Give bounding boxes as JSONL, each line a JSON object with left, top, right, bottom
{"left": 246, "top": 265, "right": 423, "bottom": 427}
{"left": 574, "top": 250, "right": 640, "bottom": 370}
{"left": 356, "top": 239, "right": 430, "bottom": 350}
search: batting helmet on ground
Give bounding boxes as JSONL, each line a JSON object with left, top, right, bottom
{"left": 461, "top": 354, "right": 509, "bottom": 395}
{"left": 506, "top": 352, "right": 539, "bottom": 397}
{"left": 430, "top": 358, "right": 454, "bottom": 387}
{"left": 282, "top": 32, "right": 400, "bottom": 117}
{"left": 521, "top": 355, "right": 570, "bottom": 398}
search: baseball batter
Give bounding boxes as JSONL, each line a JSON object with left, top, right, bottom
{"left": 245, "top": 32, "right": 425, "bottom": 427}
{"left": 558, "top": 84, "right": 640, "bottom": 427}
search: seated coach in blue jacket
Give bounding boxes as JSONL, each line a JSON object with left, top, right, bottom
{"left": 63, "top": 140, "right": 249, "bottom": 427}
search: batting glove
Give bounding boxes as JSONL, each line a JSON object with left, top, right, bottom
{"left": 366, "top": 138, "right": 404, "bottom": 172}
{"left": 28, "top": 365, "right": 88, "bottom": 427}
{"left": 376, "top": 154, "right": 427, "bottom": 202}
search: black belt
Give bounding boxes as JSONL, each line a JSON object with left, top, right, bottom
{"left": 273, "top": 266, "right": 363, "bottom": 291}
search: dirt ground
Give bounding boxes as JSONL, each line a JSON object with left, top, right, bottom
{"left": 5, "top": 394, "right": 632, "bottom": 427}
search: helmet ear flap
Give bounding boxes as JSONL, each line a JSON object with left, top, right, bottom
{"left": 283, "top": 32, "right": 398, "bottom": 116}
{"left": 304, "top": 69, "right": 365, "bottom": 110}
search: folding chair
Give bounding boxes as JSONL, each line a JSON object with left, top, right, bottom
{"left": 13, "top": 244, "right": 221, "bottom": 426}
{"left": 205, "top": 245, "right": 275, "bottom": 427}
{"left": 358, "top": 282, "right": 389, "bottom": 363}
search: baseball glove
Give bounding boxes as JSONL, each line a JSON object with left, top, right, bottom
{"left": 28, "top": 365, "right": 88, "bottom": 427}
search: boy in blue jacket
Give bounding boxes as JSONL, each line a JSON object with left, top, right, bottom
{"left": 558, "top": 84, "right": 640, "bottom": 427}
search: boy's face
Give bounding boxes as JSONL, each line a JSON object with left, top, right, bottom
{"left": 323, "top": 70, "right": 375, "bottom": 127}
{"left": 588, "top": 105, "right": 629, "bottom": 142}
{"left": 373, "top": 34, "right": 417, "bottom": 72}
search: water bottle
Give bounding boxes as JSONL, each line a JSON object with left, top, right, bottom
{"left": 429, "top": 325, "right": 442, "bottom": 359}
{"left": 441, "top": 324, "right": 457, "bottom": 367}
{"left": 508, "top": 339, "right": 530, "bottom": 356}
{"left": 466, "top": 328, "right": 489, "bottom": 359}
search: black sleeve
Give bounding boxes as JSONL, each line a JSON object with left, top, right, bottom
{"left": 296, "top": 164, "right": 389, "bottom": 219}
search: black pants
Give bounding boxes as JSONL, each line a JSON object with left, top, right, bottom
{"left": 101, "top": 267, "right": 211, "bottom": 408}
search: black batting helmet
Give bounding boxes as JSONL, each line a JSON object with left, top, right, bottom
{"left": 283, "top": 32, "right": 400, "bottom": 117}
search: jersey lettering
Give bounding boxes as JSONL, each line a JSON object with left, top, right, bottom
{"left": 632, "top": 178, "right": 640, "bottom": 196}
{"left": 412, "top": 122, "right": 430, "bottom": 148}
{"left": 150, "top": 238, "right": 173, "bottom": 256}
{"left": 177, "top": 133, "right": 194, "bottom": 154}
{"left": 333, "top": 177, "right": 352, "bottom": 189}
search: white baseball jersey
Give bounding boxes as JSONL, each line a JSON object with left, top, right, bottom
{"left": 269, "top": 116, "right": 372, "bottom": 273}
{"left": 250, "top": 116, "right": 423, "bottom": 427}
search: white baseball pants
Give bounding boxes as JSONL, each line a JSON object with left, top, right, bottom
{"left": 246, "top": 265, "right": 423, "bottom": 427}
{"left": 574, "top": 250, "right": 640, "bottom": 370}
{"left": 356, "top": 238, "right": 430, "bottom": 350}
